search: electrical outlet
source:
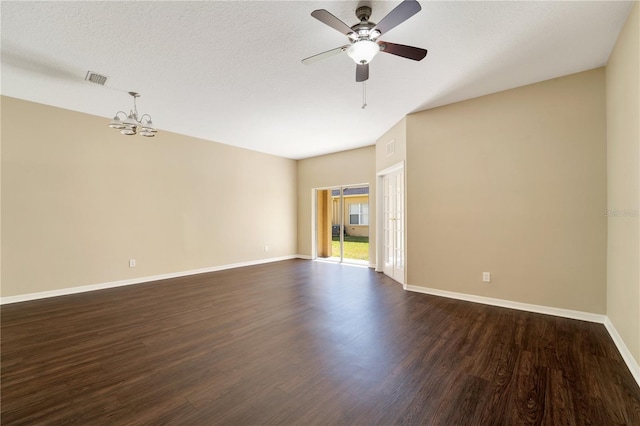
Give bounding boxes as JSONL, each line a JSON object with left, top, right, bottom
{"left": 129, "top": 259, "right": 136, "bottom": 268}
{"left": 483, "top": 272, "right": 491, "bottom": 282}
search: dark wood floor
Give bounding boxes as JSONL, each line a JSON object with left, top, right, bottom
{"left": 2, "top": 259, "right": 639, "bottom": 425}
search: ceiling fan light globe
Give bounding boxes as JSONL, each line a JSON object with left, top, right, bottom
{"left": 120, "top": 128, "right": 136, "bottom": 136}
{"left": 347, "top": 40, "right": 380, "bottom": 64}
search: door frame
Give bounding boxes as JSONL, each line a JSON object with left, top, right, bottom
{"left": 376, "top": 161, "right": 406, "bottom": 286}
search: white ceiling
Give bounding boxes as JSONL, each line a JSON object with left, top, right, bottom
{"left": 0, "top": 1, "right": 633, "bottom": 159}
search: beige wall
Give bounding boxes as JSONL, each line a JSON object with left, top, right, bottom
{"left": 0, "top": 101, "right": 3, "bottom": 294}
{"left": 405, "top": 68, "right": 607, "bottom": 313}
{"left": 606, "top": 2, "right": 640, "bottom": 364}
{"left": 1, "top": 96, "right": 297, "bottom": 297}
{"left": 297, "top": 146, "right": 376, "bottom": 262}
{"left": 376, "top": 117, "right": 406, "bottom": 172}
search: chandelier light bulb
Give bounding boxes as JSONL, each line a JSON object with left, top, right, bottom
{"left": 108, "top": 115, "right": 126, "bottom": 129}
{"left": 124, "top": 115, "right": 137, "bottom": 127}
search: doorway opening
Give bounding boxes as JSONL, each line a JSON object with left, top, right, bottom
{"left": 315, "top": 185, "right": 369, "bottom": 266}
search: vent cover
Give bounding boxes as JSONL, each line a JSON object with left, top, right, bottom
{"left": 386, "top": 139, "right": 395, "bottom": 156}
{"left": 85, "top": 71, "right": 108, "bottom": 86}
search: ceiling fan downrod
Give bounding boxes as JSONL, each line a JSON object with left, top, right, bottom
{"left": 356, "top": 6, "right": 372, "bottom": 22}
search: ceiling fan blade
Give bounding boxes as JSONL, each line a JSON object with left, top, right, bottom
{"left": 311, "top": 9, "right": 354, "bottom": 36}
{"left": 302, "top": 46, "right": 348, "bottom": 65}
{"left": 356, "top": 63, "right": 369, "bottom": 82}
{"left": 372, "top": 0, "right": 421, "bottom": 35}
{"left": 379, "top": 42, "right": 427, "bottom": 61}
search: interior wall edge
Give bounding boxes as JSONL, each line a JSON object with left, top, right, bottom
{"left": 605, "top": 0, "right": 640, "bottom": 375}
{"left": 604, "top": 316, "right": 640, "bottom": 387}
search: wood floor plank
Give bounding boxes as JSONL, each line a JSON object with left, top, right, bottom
{"left": 2, "top": 259, "right": 639, "bottom": 425}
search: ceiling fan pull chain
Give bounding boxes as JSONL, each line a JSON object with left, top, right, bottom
{"left": 361, "top": 81, "right": 368, "bottom": 109}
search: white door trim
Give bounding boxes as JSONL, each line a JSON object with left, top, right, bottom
{"left": 377, "top": 161, "right": 405, "bottom": 177}
{"left": 376, "top": 162, "right": 405, "bottom": 284}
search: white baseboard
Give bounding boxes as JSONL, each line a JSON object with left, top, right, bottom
{"left": 1, "top": 255, "right": 301, "bottom": 305}
{"left": 604, "top": 317, "right": 640, "bottom": 386}
{"left": 296, "top": 254, "right": 313, "bottom": 260}
{"left": 406, "top": 284, "right": 640, "bottom": 388}
{"left": 404, "top": 285, "right": 606, "bottom": 323}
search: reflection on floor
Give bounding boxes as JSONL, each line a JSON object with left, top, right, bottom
{"left": 316, "top": 257, "right": 369, "bottom": 267}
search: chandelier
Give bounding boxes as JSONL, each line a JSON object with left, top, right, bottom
{"left": 108, "top": 92, "right": 157, "bottom": 137}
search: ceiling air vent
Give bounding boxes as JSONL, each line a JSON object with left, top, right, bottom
{"left": 85, "top": 71, "right": 108, "bottom": 86}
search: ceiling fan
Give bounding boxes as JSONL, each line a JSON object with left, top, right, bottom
{"left": 302, "top": 0, "right": 428, "bottom": 82}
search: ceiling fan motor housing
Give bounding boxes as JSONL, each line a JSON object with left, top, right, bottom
{"left": 356, "top": 6, "right": 372, "bottom": 22}
{"left": 351, "top": 6, "right": 378, "bottom": 42}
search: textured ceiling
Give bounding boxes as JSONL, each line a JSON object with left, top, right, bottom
{"left": 0, "top": 1, "right": 633, "bottom": 159}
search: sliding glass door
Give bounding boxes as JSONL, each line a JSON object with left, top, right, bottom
{"left": 315, "top": 185, "right": 369, "bottom": 265}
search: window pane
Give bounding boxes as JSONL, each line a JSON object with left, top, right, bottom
{"left": 350, "top": 214, "right": 359, "bottom": 225}
{"left": 362, "top": 204, "right": 369, "bottom": 214}
{"left": 362, "top": 214, "right": 368, "bottom": 225}
{"left": 350, "top": 204, "right": 359, "bottom": 214}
